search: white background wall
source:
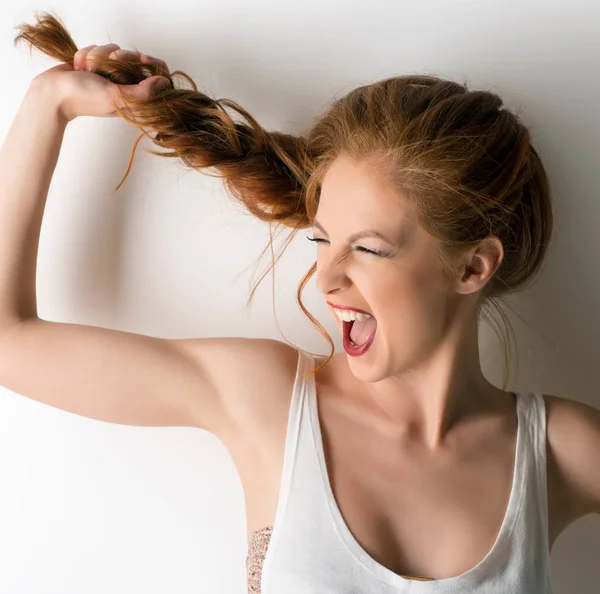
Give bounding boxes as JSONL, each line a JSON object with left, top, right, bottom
{"left": 0, "top": 0, "right": 599, "bottom": 592}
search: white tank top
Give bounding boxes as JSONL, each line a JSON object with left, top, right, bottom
{"left": 260, "top": 349, "right": 553, "bottom": 593}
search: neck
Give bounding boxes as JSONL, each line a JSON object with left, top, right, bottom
{"left": 327, "top": 311, "right": 512, "bottom": 450}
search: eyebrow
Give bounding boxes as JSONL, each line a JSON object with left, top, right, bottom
{"left": 312, "top": 220, "right": 398, "bottom": 247}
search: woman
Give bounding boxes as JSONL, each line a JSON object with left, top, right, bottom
{"left": 1, "top": 12, "right": 599, "bottom": 594}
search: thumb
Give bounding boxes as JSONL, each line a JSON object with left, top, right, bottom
{"left": 115, "top": 75, "right": 171, "bottom": 105}
{"left": 150, "top": 76, "right": 171, "bottom": 93}
{"left": 123, "top": 75, "right": 170, "bottom": 98}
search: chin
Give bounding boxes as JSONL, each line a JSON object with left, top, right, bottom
{"left": 344, "top": 340, "right": 390, "bottom": 382}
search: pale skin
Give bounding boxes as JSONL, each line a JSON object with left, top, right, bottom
{"left": 0, "top": 43, "right": 598, "bottom": 580}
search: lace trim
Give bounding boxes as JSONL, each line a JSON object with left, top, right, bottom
{"left": 246, "top": 526, "right": 273, "bottom": 593}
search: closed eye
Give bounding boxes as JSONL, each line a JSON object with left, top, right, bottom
{"left": 306, "top": 236, "right": 391, "bottom": 258}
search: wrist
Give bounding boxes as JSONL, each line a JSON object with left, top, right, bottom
{"left": 26, "top": 76, "right": 72, "bottom": 125}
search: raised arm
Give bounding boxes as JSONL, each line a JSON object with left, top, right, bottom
{"left": 0, "top": 56, "right": 298, "bottom": 444}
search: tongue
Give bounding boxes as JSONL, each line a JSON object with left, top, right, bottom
{"left": 350, "top": 317, "right": 377, "bottom": 345}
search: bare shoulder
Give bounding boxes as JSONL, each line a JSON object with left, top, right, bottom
{"left": 544, "top": 393, "right": 600, "bottom": 525}
{"left": 177, "top": 336, "right": 300, "bottom": 445}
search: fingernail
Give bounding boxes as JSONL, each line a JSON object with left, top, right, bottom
{"left": 157, "top": 80, "right": 170, "bottom": 91}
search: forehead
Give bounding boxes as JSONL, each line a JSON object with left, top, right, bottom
{"left": 317, "top": 154, "right": 410, "bottom": 224}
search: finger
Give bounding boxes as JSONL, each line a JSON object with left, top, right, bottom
{"left": 108, "top": 49, "right": 143, "bottom": 62}
{"left": 116, "top": 75, "right": 170, "bottom": 102}
{"left": 86, "top": 43, "right": 121, "bottom": 72}
{"left": 107, "top": 50, "right": 169, "bottom": 79}
{"left": 138, "top": 53, "right": 170, "bottom": 75}
{"left": 73, "top": 44, "right": 98, "bottom": 70}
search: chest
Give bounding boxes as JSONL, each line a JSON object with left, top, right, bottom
{"left": 234, "top": 384, "right": 557, "bottom": 582}
{"left": 315, "top": 414, "right": 519, "bottom": 579}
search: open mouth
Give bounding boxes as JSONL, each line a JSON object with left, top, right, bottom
{"left": 342, "top": 316, "right": 377, "bottom": 357}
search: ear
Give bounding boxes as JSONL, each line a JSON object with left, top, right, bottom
{"left": 456, "top": 236, "right": 504, "bottom": 295}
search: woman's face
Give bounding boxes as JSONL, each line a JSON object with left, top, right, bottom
{"left": 312, "top": 154, "right": 462, "bottom": 383}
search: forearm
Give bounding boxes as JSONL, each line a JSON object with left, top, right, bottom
{"left": 0, "top": 82, "right": 68, "bottom": 327}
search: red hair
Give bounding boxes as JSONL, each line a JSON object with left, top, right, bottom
{"left": 15, "top": 11, "right": 553, "bottom": 386}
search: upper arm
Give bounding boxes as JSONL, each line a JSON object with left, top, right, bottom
{"left": 0, "top": 317, "right": 297, "bottom": 442}
{"left": 546, "top": 394, "right": 600, "bottom": 520}
{"left": 172, "top": 333, "right": 299, "bottom": 445}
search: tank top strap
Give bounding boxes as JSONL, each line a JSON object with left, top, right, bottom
{"left": 524, "top": 392, "right": 551, "bottom": 537}
{"left": 262, "top": 348, "right": 312, "bottom": 539}
{"left": 519, "top": 393, "right": 548, "bottom": 494}
{"left": 281, "top": 348, "right": 311, "bottom": 462}
{"left": 512, "top": 391, "right": 551, "bottom": 576}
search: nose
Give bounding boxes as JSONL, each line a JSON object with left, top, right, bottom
{"left": 315, "top": 252, "right": 352, "bottom": 296}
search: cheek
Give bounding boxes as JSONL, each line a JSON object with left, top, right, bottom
{"left": 376, "top": 265, "right": 449, "bottom": 337}
{"left": 376, "top": 261, "right": 440, "bottom": 304}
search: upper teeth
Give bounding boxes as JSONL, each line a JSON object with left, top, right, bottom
{"left": 334, "top": 309, "right": 372, "bottom": 322}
